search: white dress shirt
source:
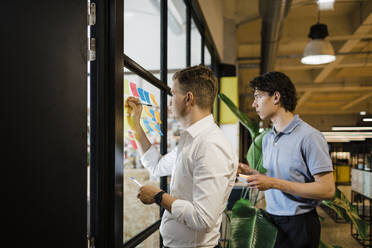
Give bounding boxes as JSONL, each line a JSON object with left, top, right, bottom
{"left": 141, "top": 115, "right": 238, "bottom": 248}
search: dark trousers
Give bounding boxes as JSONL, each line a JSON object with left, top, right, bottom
{"left": 268, "top": 209, "right": 320, "bottom": 248}
{"left": 163, "top": 244, "right": 220, "bottom": 248}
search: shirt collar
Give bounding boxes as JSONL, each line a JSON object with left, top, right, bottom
{"left": 270, "top": 114, "right": 301, "bottom": 135}
{"left": 185, "top": 114, "right": 215, "bottom": 138}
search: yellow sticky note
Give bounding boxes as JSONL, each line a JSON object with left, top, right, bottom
{"left": 149, "top": 122, "right": 158, "bottom": 134}
{"left": 150, "top": 94, "right": 159, "bottom": 107}
{"left": 124, "top": 78, "right": 130, "bottom": 95}
{"left": 143, "top": 106, "right": 153, "bottom": 118}
{"left": 124, "top": 106, "right": 131, "bottom": 133}
{"left": 155, "top": 111, "right": 162, "bottom": 124}
{"left": 124, "top": 131, "right": 131, "bottom": 140}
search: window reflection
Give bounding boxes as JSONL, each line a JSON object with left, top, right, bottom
{"left": 205, "top": 45, "right": 212, "bottom": 67}
{"left": 167, "top": 0, "right": 186, "bottom": 151}
{"left": 168, "top": 0, "right": 186, "bottom": 70}
{"left": 191, "top": 19, "right": 202, "bottom": 66}
{"left": 123, "top": 73, "right": 161, "bottom": 243}
{"left": 124, "top": 0, "right": 160, "bottom": 76}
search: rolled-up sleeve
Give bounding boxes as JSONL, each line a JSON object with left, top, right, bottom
{"left": 171, "top": 141, "right": 237, "bottom": 232}
{"left": 140, "top": 145, "right": 177, "bottom": 177}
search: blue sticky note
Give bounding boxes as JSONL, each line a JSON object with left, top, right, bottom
{"left": 143, "top": 91, "right": 151, "bottom": 104}
{"left": 154, "top": 124, "right": 164, "bottom": 136}
{"left": 137, "top": 88, "right": 147, "bottom": 102}
{"left": 143, "top": 119, "right": 154, "bottom": 133}
{"left": 150, "top": 109, "right": 157, "bottom": 122}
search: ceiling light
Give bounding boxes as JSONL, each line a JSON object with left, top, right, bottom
{"left": 322, "top": 132, "right": 372, "bottom": 138}
{"left": 322, "top": 131, "right": 372, "bottom": 142}
{"left": 332, "top": 127, "right": 372, "bottom": 131}
{"left": 317, "top": 0, "right": 335, "bottom": 11}
{"left": 327, "top": 139, "right": 351, "bottom": 143}
{"left": 363, "top": 118, "right": 372, "bottom": 122}
{"left": 360, "top": 111, "right": 367, "bottom": 115}
{"left": 301, "top": 23, "right": 336, "bottom": 65}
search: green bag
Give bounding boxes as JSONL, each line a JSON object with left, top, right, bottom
{"left": 230, "top": 199, "right": 278, "bottom": 248}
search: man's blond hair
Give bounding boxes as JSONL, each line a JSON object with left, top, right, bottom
{"left": 172, "top": 65, "right": 218, "bottom": 110}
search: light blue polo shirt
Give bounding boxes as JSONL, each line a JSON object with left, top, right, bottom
{"left": 262, "top": 115, "right": 333, "bottom": 216}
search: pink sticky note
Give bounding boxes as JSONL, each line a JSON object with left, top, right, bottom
{"left": 130, "top": 82, "right": 140, "bottom": 97}
{"left": 130, "top": 140, "right": 138, "bottom": 150}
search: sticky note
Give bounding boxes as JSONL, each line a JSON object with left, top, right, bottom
{"left": 124, "top": 131, "right": 130, "bottom": 139}
{"left": 130, "top": 82, "right": 140, "bottom": 97}
{"left": 150, "top": 109, "right": 157, "bottom": 122}
{"left": 137, "top": 87, "right": 147, "bottom": 102}
{"left": 143, "top": 106, "right": 153, "bottom": 118}
{"left": 130, "top": 140, "right": 138, "bottom": 150}
{"left": 143, "top": 91, "right": 151, "bottom": 104}
{"left": 143, "top": 119, "right": 154, "bottom": 133}
{"left": 150, "top": 94, "right": 159, "bottom": 106}
{"left": 124, "top": 107, "right": 131, "bottom": 132}
{"left": 124, "top": 79, "right": 130, "bottom": 95}
{"left": 150, "top": 122, "right": 164, "bottom": 136}
{"left": 154, "top": 111, "right": 162, "bottom": 124}
{"left": 154, "top": 124, "right": 164, "bottom": 136}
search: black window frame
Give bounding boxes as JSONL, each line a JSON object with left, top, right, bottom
{"left": 89, "top": 1, "right": 222, "bottom": 248}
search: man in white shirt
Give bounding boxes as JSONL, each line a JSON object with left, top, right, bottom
{"left": 125, "top": 65, "right": 238, "bottom": 248}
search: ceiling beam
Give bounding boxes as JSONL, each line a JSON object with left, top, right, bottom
{"left": 313, "top": 1, "right": 372, "bottom": 83}
{"left": 295, "top": 109, "right": 365, "bottom": 115}
{"left": 238, "top": 34, "right": 372, "bottom": 46}
{"left": 296, "top": 91, "right": 312, "bottom": 109}
{"left": 341, "top": 91, "right": 372, "bottom": 110}
{"left": 239, "top": 56, "right": 372, "bottom": 71}
{"left": 237, "top": 14, "right": 369, "bottom": 46}
{"left": 295, "top": 82, "right": 372, "bottom": 92}
{"left": 277, "top": 57, "right": 372, "bottom": 71}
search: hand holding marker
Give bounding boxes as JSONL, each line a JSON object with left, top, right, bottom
{"left": 124, "top": 94, "right": 153, "bottom": 107}
{"left": 130, "top": 177, "right": 142, "bottom": 187}
{"left": 134, "top": 101, "right": 152, "bottom": 107}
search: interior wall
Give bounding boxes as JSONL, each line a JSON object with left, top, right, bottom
{"left": 3, "top": 1, "right": 87, "bottom": 246}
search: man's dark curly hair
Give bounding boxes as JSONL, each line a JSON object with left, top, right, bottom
{"left": 250, "top": 71, "right": 297, "bottom": 112}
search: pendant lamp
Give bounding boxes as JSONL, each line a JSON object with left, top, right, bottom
{"left": 301, "top": 23, "right": 336, "bottom": 65}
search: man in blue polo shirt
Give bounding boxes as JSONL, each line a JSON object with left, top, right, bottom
{"left": 238, "top": 71, "right": 335, "bottom": 248}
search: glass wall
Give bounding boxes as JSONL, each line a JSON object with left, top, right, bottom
{"left": 167, "top": 0, "right": 186, "bottom": 152}
{"left": 122, "top": 0, "right": 219, "bottom": 247}
{"left": 191, "top": 18, "right": 202, "bottom": 66}
{"left": 123, "top": 74, "right": 162, "bottom": 243}
{"left": 124, "top": 0, "right": 161, "bottom": 75}
{"left": 205, "top": 45, "right": 212, "bottom": 67}
{"left": 168, "top": 0, "right": 186, "bottom": 71}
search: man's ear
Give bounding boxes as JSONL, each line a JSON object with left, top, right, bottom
{"left": 185, "top": 92, "right": 194, "bottom": 105}
{"left": 273, "top": 91, "right": 280, "bottom": 105}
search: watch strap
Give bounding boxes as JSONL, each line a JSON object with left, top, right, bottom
{"left": 154, "top": 190, "right": 165, "bottom": 205}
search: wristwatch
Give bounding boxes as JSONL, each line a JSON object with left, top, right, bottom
{"left": 154, "top": 190, "right": 165, "bottom": 206}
